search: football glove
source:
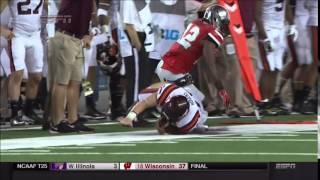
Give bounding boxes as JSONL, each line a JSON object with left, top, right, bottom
{"left": 259, "top": 38, "right": 273, "bottom": 53}
{"left": 287, "top": 24, "right": 298, "bottom": 42}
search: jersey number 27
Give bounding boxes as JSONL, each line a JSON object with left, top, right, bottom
{"left": 177, "top": 24, "right": 200, "bottom": 49}
{"left": 17, "top": 0, "right": 43, "bottom": 15}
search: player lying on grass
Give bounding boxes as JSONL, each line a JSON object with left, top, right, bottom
{"left": 119, "top": 82, "right": 230, "bottom": 134}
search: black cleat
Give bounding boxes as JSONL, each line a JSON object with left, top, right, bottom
{"left": 24, "top": 109, "right": 43, "bottom": 125}
{"left": 10, "top": 116, "right": 26, "bottom": 126}
{"left": 49, "top": 120, "right": 77, "bottom": 133}
{"left": 83, "top": 107, "right": 106, "bottom": 120}
{"left": 227, "top": 110, "right": 241, "bottom": 118}
{"left": 72, "top": 120, "right": 95, "bottom": 132}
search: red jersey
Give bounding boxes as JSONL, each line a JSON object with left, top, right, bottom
{"left": 162, "top": 19, "right": 224, "bottom": 74}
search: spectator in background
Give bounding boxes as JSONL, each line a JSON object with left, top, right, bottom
{"left": 83, "top": 4, "right": 109, "bottom": 120}
{"left": 48, "top": 0, "right": 97, "bottom": 133}
{"left": 148, "top": 0, "right": 187, "bottom": 81}
{"left": 120, "top": 0, "right": 155, "bottom": 109}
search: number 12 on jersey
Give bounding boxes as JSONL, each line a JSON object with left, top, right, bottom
{"left": 177, "top": 24, "right": 200, "bottom": 49}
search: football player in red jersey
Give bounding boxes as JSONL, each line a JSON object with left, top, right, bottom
{"left": 119, "top": 5, "right": 232, "bottom": 133}
{"left": 155, "top": 4, "right": 231, "bottom": 107}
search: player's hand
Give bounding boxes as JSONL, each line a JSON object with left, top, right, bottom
{"left": 90, "top": 27, "right": 101, "bottom": 36}
{"left": 156, "top": 119, "right": 168, "bottom": 135}
{"left": 287, "top": 24, "right": 298, "bottom": 42}
{"left": 133, "top": 40, "right": 142, "bottom": 51}
{"left": 218, "top": 89, "right": 231, "bottom": 108}
{"left": 118, "top": 117, "right": 133, "bottom": 128}
{"left": 259, "top": 38, "right": 273, "bottom": 53}
{"left": 82, "top": 35, "right": 92, "bottom": 49}
{"left": 1, "top": 28, "right": 14, "bottom": 40}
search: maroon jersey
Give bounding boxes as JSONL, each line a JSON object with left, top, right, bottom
{"left": 55, "top": 0, "right": 94, "bottom": 39}
{"left": 162, "top": 19, "right": 224, "bottom": 74}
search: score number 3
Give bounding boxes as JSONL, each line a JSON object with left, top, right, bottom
{"left": 17, "top": 0, "right": 43, "bottom": 15}
{"left": 177, "top": 24, "right": 200, "bottom": 49}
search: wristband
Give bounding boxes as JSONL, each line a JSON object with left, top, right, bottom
{"left": 126, "top": 111, "right": 137, "bottom": 121}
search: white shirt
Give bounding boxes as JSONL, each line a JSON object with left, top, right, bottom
{"left": 120, "top": 0, "right": 144, "bottom": 32}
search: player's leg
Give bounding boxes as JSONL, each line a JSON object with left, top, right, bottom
{"left": 23, "top": 34, "right": 44, "bottom": 123}
{"left": 7, "top": 35, "right": 27, "bottom": 125}
{"left": 0, "top": 39, "right": 10, "bottom": 122}
{"left": 155, "top": 60, "right": 185, "bottom": 82}
{"left": 290, "top": 20, "right": 313, "bottom": 112}
{"left": 257, "top": 29, "right": 282, "bottom": 115}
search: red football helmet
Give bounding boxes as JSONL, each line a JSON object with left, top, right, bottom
{"left": 162, "top": 95, "right": 190, "bottom": 122}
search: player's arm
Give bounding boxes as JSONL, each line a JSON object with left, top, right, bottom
{"left": 285, "top": 0, "right": 298, "bottom": 41}
{"left": 202, "top": 39, "right": 231, "bottom": 108}
{"left": 0, "top": 1, "right": 12, "bottom": 39}
{"left": 122, "top": 0, "right": 142, "bottom": 51}
{"left": 0, "top": 26, "right": 13, "bottom": 40}
{"left": 90, "top": 0, "right": 98, "bottom": 27}
{"left": 202, "top": 40, "right": 224, "bottom": 90}
{"left": 254, "top": 0, "right": 273, "bottom": 51}
{"left": 119, "top": 93, "right": 158, "bottom": 127}
{"left": 254, "top": 0, "right": 267, "bottom": 40}
{"left": 126, "top": 24, "right": 141, "bottom": 51}
{"left": 285, "top": 0, "right": 294, "bottom": 25}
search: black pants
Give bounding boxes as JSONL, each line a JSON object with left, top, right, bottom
{"left": 109, "top": 73, "right": 126, "bottom": 117}
{"left": 124, "top": 32, "right": 155, "bottom": 108}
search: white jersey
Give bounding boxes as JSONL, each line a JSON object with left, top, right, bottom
{"left": 9, "top": 0, "right": 44, "bottom": 35}
{"left": 156, "top": 83, "right": 207, "bottom": 134}
{"left": 305, "top": 0, "right": 318, "bottom": 26}
{"left": 295, "top": 0, "right": 309, "bottom": 17}
{"left": 262, "top": 0, "right": 286, "bottom": 29}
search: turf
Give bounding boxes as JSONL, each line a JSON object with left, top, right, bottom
{"left": 0, "top": 114, "right": 316, "bottom": 139}
{"left": 0, "top": 114, "right": 318, "bottom": 162}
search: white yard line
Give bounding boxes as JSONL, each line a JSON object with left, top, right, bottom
{"left": 46, "top": 147, "right": 95, "bottom": 149}
{"left": 0, "top": 152, "right": 316, "bottom": 156}
{"left": 85, "top": 144, "right": 136, "bottom": 147}
{"left": 1, "top": 150, "right": 50, "bottom": 153}
{"left": 246, "top": 134, "right": 298, "bottom": 137}
{"left": 0, "top": 124, "right": 317, "bottom": 150}
{"left": 177, "top": 139, "right": 316, "bottom": 142}
{"left": 126, "top": 141, "right": 177, "bottom": 144}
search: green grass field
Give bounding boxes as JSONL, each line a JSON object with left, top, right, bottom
{"left": 0, "top": 114, "right": 318, "bottom": 162}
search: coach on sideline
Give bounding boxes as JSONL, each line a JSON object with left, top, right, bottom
{"left": 48, "top": 0, "right": 102, "bottom": 133}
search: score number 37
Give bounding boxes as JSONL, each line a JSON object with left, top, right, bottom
{"left": 177, "top": 24, "right": 200, "bottom": 49}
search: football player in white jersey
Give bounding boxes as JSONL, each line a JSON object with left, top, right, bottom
{"left": 276, "top": 0, "right": 318, "bottom": 113}
{"left": 255, "top": 0, "right": 297, "bottom": 114}
{"left": 1, "top": 3, "right": 14, "bottom": 123}
{"left": 119, "top": 83, "right": 209, "bottom": 134}
{"left": 4, "top": 0, "right": 45, "bottom": 124}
